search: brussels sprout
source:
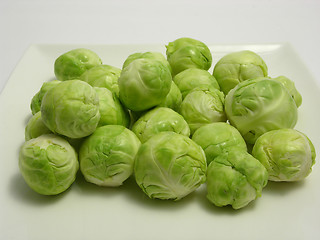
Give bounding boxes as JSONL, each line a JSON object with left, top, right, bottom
{"left": 173, "top": 68, "right": 220, "bottom": 98}
{"left": 157, "top": 81, "right": 182, "bottom": 111}
{"left": 252, "top": 129, "right": 316, "bottom": 182}
{"left": 192, "top": 122, "right": 247, "bottom": 165}
{"left": 54, "top": 48, "right": 102, "bottom": 81}
{"left": 225, "top": 78, "right": 298, "bottom": 144}
{"left": 272, "top": 75, "right": 302, "bottom": 107}
{"left": 118, "top": 58, "right": 172, "bottom": 111}
{"left": 30, "top": 80, "right": 61, "bottom": 115}
{"left": 41, "top": 80, "right": 100, "bottom": 139}
{"left": 134, "top": 132, "right": 207, "bottom": 200}
{"left": 213, "top": 50, "right": 268, "bottom": 94}
{"left": 25, "top": 111, "right": 52, "bottom": 141}
{"left": 122, "top": 52, "right": 171, "bottom": 73}
{"left": 132, "top": 107, "right": 190, "bottom": 143}
{"left": 179, "top": 89, "right": 226, "bottom": 134}
{"left": 94, "top": 87, "right": 130, "bottom": 128}
{"left": 80, "top": 125, "right": 141, "bottom": 187}
{"left": 80, "top": 64, "right": 121, "bottom": 97}
{"left": 206, "top": 150, "right": 268, "bottom": 209}
{"left": 19, "top": 134, "right": 79, "bottom": 195}
{"left": 166, "top": 37, "right": 212, "bottom": 76}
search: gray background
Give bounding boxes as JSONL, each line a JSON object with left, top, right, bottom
{"left": 1, "top": 0, "right": 320, "bottom": 93}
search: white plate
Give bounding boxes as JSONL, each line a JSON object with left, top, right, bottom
{"left": 0, "top": 43, "right": 319, "bottom": 240}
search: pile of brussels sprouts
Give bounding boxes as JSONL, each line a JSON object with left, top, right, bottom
{"left": 19, "top": 37, "right": 316, "bottom": 210}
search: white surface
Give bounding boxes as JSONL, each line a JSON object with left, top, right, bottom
{"left": 0, "top": 43, "right": 319, "bottom": 240}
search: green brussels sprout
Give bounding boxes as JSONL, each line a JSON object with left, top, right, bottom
{"left": 272, "top": 75, "right": 302, "bottom": 108}
{"left": 166, "top": 37, "right": 212, "bottom": 76}
{"left": 122, "top": 52, "right": 171, "bottom": 73}
{"left": 252, "top": 129, "right": 316, "bottom": 182}
{"left": 179, "top": 89, "right": 226, "bottom": 134}
{"left": 206, "top": 150, "right": 268, "bottom": 209}
{"left": 134, "top": 132, "right": 207, "bottom": 200}
{"left": 79, "top": 125, "right": 141, "bottom": 187}
{"left": 41, "top": 80, "right": 100, "bottom": 139}
{"left": 25, "top": 111, "right": 52, "bottom": 141}
{"left": 118, "top": 58, "right": 172, "bottom": 111}
{"left": 213, "top": 50, "right": 268, "bottom": 94}
{"left": 192, "top": 122, "right": 247, "bottom": 165}
{"left": 225, "top": 78, "right": 298, "bottom": 144}
{"left": 132, "top": 107, "right": 190, "bottom": 143}
{"left": 80, "top": 64, "right": 121, "bottom": 97}
{"left": 54, "top": 48, "right": 102, "bottom": 81}
{"left": 173, "top": 68, "right": 220, "bottom": 98}
{"left": 157, "top": 81, "right": 182, "bottom": 111}
{"left": 94, "top": 87, "right": 130, "bottom": 128}
{"left": 30, "top": 80, "right": 61, "bottom": 115}
{"left": 19, "top": 134, "right": 79, "bottom": 195}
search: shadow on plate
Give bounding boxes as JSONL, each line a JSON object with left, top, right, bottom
{"left": 8, "top": 172, "right": 67, "bottom": 206}
{"left": 75, "top": 172, "right": 261, "bottom": 214}
{"left": 11, "top": 168, "right": 282, "bottom": 214}
{"left": 74, "top": 172, "right": 199, "bottom": 212}
{"left": 263, "top": 180, "right": 306, "bottom": 196}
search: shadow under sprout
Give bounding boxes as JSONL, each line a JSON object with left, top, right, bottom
{"left": 8, "top": 172, "right": 66, "bottom": 206}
